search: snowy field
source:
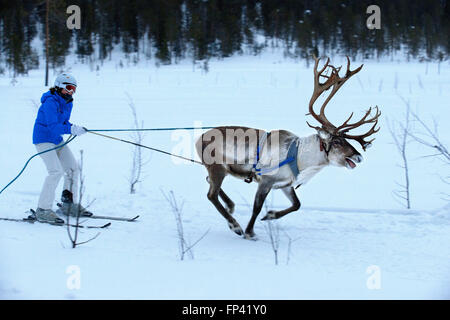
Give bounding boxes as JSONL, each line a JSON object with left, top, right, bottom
{"left": 0, "top": 52, "right": 449, "bottom": 299}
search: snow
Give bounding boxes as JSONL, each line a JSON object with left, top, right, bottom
{"left": 0, "top": 52, "right": 449, "bottom": 299}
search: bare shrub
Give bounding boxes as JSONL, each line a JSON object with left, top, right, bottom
{"left": 66, "top": 150, "right": 100, "bottom": 248}
{"left": 161, "top": 189, "right": 209, "bottom": 260}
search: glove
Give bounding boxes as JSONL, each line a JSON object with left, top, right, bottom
{"left": 71, "top": 124, "right": 87, "bottom": 136}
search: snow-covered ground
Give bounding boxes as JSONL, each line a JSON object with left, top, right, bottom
{"left": 0, "top": 52, "right": 449, "bottom": 299}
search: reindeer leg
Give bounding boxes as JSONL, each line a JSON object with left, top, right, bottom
{"left": 244, "top": 180, "right": 273, "bottom": 239}
{"left": 261, "top": 186, "right": 301, "bottom": 221}
{"left": 219, "top": 189, "right": 235, "bottom": 214}
{"left": 207, "top": 165, "right": 243, "bottom": 236}
{"left": 207, "top": 175, "right": 235, "bottom": 214}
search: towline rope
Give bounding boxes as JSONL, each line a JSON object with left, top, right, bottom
{"left": 1, "top": 126, "right": 211, "bottom": 196}
{"left": 87, "top": 126, "right": 215, "bottom": 132}
{"left": 87, "top": 131, "right": 203, "bottom": 165}
{"left": 0, "top": 135, "right": 77, "bottom": 195}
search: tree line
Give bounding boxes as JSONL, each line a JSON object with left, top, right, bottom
{"left": 0, "top": 0, "right": 449, "bottom": 76}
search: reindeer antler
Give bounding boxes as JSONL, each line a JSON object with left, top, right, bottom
{"left": 306, "top": 55, "right": 380, "bottom": 151}
{"left": 339, "top": 106, "right": 381, "bottom": 150}
{"left": 306, "top": 56, "right": 340, "bottom": 132}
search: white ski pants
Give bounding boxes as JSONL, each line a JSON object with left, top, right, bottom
{"left": 35, "top": 142, "right": 79, "bottom": 210}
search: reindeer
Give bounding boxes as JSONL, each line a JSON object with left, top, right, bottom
{"left": 195, "top": 56, "right": 381, "bottom": 239}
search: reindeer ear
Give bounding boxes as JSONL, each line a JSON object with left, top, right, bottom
{"left": 317, "top": 129, "right": 331, "bottom": 140}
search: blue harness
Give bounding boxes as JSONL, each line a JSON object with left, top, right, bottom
{"left": 251, "top": 134, "right": 300, "bottom": 177}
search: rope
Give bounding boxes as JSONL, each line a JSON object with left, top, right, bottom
{"left": 0, "top": 135, "right": 77, "bottom": 196}
{"left": 87, "top": 126, "right": 216, "bottom": 133}
{"left": 0, "top": 126, "right": 211, "bottom": 197}
{"left": 88, "top": 131, "right": 203, "bottom": 165}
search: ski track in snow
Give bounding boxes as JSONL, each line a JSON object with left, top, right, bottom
{"left": 0, "top": 52, "right": 449, "bottom": 299}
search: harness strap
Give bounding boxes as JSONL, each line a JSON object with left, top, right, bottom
{"left": 319, "top": 138, "right": 331, "bottom": 156}
{"left": 252, "top": 131, "right": 269, "bottom": 172}
{"left": 246, "top": 137, "right": 300, "bottom": 182}
{"left": 286, "top": 139, "right": 300, "bottom": 177}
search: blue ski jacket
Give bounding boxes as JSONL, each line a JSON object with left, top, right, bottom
{"left": 33, "top": 91, "right": 73, "bottom": 145}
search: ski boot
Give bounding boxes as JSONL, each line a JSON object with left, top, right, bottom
{"left": 34, "top": 208, "right": 65, "bottom": 224}
{"left": 56, "top": 190, "right": 93, "bottom": 218}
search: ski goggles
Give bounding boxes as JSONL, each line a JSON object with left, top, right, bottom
{"left": 62, "top": 83, "right": 77, "bottom": 93}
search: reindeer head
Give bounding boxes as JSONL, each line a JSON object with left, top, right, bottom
{"left": 306, "top": 56, "right": 381, "bottom": 169}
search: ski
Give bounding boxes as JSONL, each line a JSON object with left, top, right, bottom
{"left": 0, "top": 212, "right": 111, "bottom": 229}
{"left": 56, "top": 203, "right": 140, "bottom": 222}
{"left": 88, "top": 214, "right": 140, "bottom": 222}
{"left": 64, "top": 220, "right": 111, "bottom": 229}
{"left": 0, "top": 216, "right": 111, "bottom": 229}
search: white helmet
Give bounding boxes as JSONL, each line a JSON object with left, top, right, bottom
{"left": 54, "top": 73, "right": 77, "bottom": 91}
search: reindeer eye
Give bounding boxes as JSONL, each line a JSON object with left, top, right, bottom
{"left": 333, "top": 139, "right": 343, "bottom": 146}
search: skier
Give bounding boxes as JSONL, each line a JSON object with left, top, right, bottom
{"left": 32, "top": 73, "right": 89, "bottom": 224}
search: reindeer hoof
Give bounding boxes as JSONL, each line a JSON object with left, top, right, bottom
{"left": 261, "top": 210, "right": 277, "bottom": 221}
{"left": 244, "top": 232, "right": 258, "bottom": 241}
{"left": 228, "top": 221, "right": 243, "bottom": 236}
